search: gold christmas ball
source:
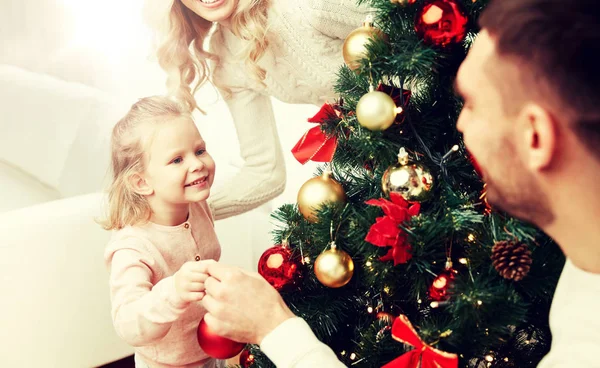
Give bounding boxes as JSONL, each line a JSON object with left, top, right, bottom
{"left": 342, "top": 17, "right": 385, "bottom": 71}
{"left": 382, "top": 148, "right": 434, "bottom": 202}
{"left": 356, "top": 90, "right": 399, "bottom": 131}
{"left": 297, "top": 171, "right": 347, "bottom": 223}
{"left": 314, "top": 245, "right": 354, "bottom": 288}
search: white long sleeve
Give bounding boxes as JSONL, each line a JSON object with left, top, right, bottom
{"left": 206, "top": 0, "right": 372, "bottom": 220}
{"left": 260, "top": 318, "right": 347, "bottom": 368}
{"left": 207, "top": 89, "right": 286, "bottom": 220}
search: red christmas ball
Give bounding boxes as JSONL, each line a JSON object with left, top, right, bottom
{"left": 197, "top": 319, "right": 245, "bottom": 359}
{"left": 415, "top": 0, "right": 468, "bottom": 47}
{"left": 239, "top": 347, "right": 255, "bottom": 367}
{"left": 429, "top": 268, "right": 457, "bottom": 301}
{"left": 258, "top": 244, "right": 301, "bottom": 291}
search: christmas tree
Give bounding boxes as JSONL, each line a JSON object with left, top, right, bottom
{"left": 240, "top": 0, "right": 565, "bottom": 367}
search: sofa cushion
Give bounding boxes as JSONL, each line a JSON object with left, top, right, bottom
{"left": 0, "top": 64, "right": 115, "bottom": 191}
{"left": 57, "top": 96, "right": 124, "bottom": 197}
{"left": 0, "top": 159, "right": 61, "bottom": 213}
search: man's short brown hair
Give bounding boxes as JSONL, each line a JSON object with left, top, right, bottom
{"left": 479, "top": 0, "right": 600, "bottom": 158}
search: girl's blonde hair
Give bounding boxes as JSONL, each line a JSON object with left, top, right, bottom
{"left": 100, "top": 96, "right": 191, "bottom": 231}
{"left": 145, "top": 0, "right": 271, "bottom": 111}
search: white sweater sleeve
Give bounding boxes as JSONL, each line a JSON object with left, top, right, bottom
{"left": 303, "top": 0, "right": 375, "bottom": 40}
{"left": 207, "top": 88, "right": 286, "bottom": 220}
{"left": 260, "top": 317, "right": 347, "bottom": 368}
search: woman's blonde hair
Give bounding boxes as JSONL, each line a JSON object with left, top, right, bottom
{"left": 100, "top": 96, "right": 191, "bottom": 231}
{"left": 145, "top": 0, "right": 271, "bottom": 111}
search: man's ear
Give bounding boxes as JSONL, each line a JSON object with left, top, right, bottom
{"left": 519, "top": 103, "right": 558, "bottom": 171}
{"left": 128, "top": 172, "right": 153, "bottom": 196}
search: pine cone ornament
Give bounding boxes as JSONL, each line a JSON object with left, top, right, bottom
{"left": 491, "top": 240, "right": 533, "bottom": 281}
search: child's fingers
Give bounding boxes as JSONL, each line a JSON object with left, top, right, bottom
{"left": 188, "top": 291, "right": 205, "bottom": 301}
{"left": 190, "top": 260, "right": 217, "bottom": 273}
{"left": 187, "top": 281, "right": 206, "bottom": 292}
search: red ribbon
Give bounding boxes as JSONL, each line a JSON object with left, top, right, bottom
{"left": 382, "top": 315, "right": 458, "bottom": 368}
{"left": 365, "top": 192, "right": 420, "bottom": 265}
{"left": 291, "top": 103, "right": 340, "bottom": 164}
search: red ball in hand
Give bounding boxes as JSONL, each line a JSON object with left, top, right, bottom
{"left": 197, "top": 319, "right": 245, "bottom": 359}
{"left": 258, "top": 244, "right": 301, "bottom": 291}
{"left": 415, "top": 0, "right": 468, "bottom": 47}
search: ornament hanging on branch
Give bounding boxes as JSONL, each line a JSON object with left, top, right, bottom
{"left": 197, "top": 319, "right": 245, "bottom": 359}
{"left": 239, "top": 347, "right": 255, "bottom": 368}
{"left": 297, "top": 170, "right": 347, "bottom": 223}
{"left": 356, "top": 84, "right": 404, "bottom": 131}
{"left": 376, "top": 83, "right": 412, "bottom": 125}
{"left": 257, "top": 241, "right": 302, "bottom": 291}
{"left": 415, "top": 0, "right": 468, "bottom": 48}
{"left": 342, "top": 14, "right": 387, "bottom": 71}
{"left": 429, "top": 259, "right": 458, "bottom": 302}
{"left": 382, "top": 148, "right": 435, "bottom": 202}
{"left": 491, "top": 240, "right": 533, "bottom": 281}
{"left": 314, "top": 242, "right": 355, "bottom": 288}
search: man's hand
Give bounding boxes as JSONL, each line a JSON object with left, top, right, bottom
{"left": 174, "top": 260, "right": 215, "bottom": 302}
{"left": 203, "top": 263, "right": 295, "bottom": 345}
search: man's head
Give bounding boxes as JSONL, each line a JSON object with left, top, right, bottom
{"left": 456, "top": 0, "right": 600, "bottom": 227}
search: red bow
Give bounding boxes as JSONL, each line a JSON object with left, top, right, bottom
{"left": 291, "top": 103, "right": 340, "bottom": 164}
{"left": 382, "top": 315, "right": 458, "bottom": 368}
{"left": 364, "top": 192, "right": 420, "bottom": 265}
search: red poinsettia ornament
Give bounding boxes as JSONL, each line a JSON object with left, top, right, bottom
{"left": 365, "top": 192, "right": 420, "bottom": 265}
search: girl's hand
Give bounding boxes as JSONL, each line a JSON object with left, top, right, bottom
{"left": 174, "top": 260, "right": 216, "bottom": 302}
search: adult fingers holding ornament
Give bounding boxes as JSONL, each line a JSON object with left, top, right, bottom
{"left": 202, "top": 262, "right": 296, "bottom": 345}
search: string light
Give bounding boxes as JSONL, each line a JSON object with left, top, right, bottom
{"left": 303, "top": 256, "right": 311, "bottom": 264}
{"left": 477, "top": 300, "right": 483, "bottom": 306}
{"left": 459, "top": 258, "right": 468, "bottom": 265}
{"left": 350, "top": 353, "right": 357, "bottom": 360}
{"left": 341, "top": 350, "right": 346, "bottom": 356}
{"left": 367, "top": 306, "right": 374, "bottom": 313}
{"left": 468, "top": 234, "right": 476, "bottom": 242}
{"left": 383, "top": 286, "right": 391, "bottom": 294}
{"left": 485, "top": 355, "right": 494, "bottom": 362}
{"left": 442, "top": 145, "right": 460, "bottom": 161}
{"left": 365, "top": 261, "right": 372, "bottom": 267}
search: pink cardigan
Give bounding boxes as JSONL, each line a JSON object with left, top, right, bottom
{"left": 104, "top": 201, "right": 221, "bottom": 368}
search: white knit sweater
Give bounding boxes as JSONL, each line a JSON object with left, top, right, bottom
{"left": 207, "top": 0, "right": 372, "bottom": 220}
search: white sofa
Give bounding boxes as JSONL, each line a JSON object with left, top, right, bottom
{"left": 0, "top": 65, "right": 275, "bottom": 367}
{"left": 0, "top": 64, "right": 133, "bottom": 367}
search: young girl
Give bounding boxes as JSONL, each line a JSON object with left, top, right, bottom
{"left": 101, "top": 96, "right": 223, "bottom": 368}
{"left": 143, "top": 0, "right": 372, "bottom": 221}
